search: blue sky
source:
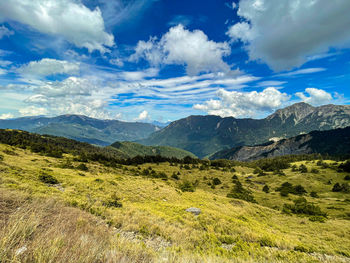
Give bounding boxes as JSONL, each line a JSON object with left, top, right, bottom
{"left": 0, "top": 0, "right": 349, "bottom": 122}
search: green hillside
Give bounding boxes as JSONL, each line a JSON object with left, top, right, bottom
{"left": 110, "top": 141, "right": 196, "bottom": 159}
{"left": 0, "top": 133, "right": 350, "bottom": 262}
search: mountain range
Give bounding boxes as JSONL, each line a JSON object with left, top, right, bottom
{"left": 0, "top": 115, "right": 159, "bottom": 146}
{"left": 1, "top": 102, "right": 350, "bottom": 158}
{"left": 210, "top": 126, "right": 350, "bottom": 161}
{"left": 140, "top": 103, "right": 350, "bottom": 158}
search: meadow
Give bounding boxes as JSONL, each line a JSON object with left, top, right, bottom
{"left": 0, "top": 143, "right": 350, "bottom": 262}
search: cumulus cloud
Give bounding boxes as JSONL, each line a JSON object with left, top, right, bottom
{"left": 30, "top": 77, "right": 97, "bottom": 97}
{"left": 296, "top": 88, "right": 333, "bottom": 106}
{"left": 0, "top": 113, "right": 14, "bottom": 119}
{"left": 18, "top": 59, "right": 80, "bottom": 77}
{"left": 19, "top": 106, "right": 48, "bottom": 117}
{"left": 194, "top": 87, "right": 290, "bottom": 118}
{"left": 227, "top": 0, "right": 350, "bottom": 70}
{"left": 135, "top": 110, "right": 150, "bottom": 121}
{"left": 130, "top": 24, "right": 231, "bottom": 75}
{"left": 0, "top": 25, "right": 14, "bottom": 39}
{"left": 0, "top": 0, "right": 114, "bottom": 53}
{"left": 18, "top": 76, "right": 118, "bottom": 119}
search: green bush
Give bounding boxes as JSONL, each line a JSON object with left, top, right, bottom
{"left": 339, "top": 160, "right": 350, "bottom": 173}
{"left": 171, "top": 172, "right": 180, "bottom": 180}
{"left": 262, "top": 185, "right": 270, "bottom": 193}
{"left": 104, "top": 193, "right": 122, "bottom": 208}
{"left": 310, "top": 191, "right": 318, "bottom": 198}
{"left": 277, "top": 182, "right": 307, "bottom": 196}
{"left": 179, "top": 181, "right": 195, "bottom": 192}
{"left": 310, "top": 168, "right": 319, "bottom": 174}
{"left": 283, "top": 197, "right": 326, "bottom": 217}
{"left": 332, "top": 183, "right": 350, "bottom": 193}
{"left": 294, "top": 245, "right": 309, "bottom": 253}
{"left": 212, "top": 177, "right": 222, "bottom": 185}
{"left": 39, "top": 173, "right": 59, "bottom": 184}
{"left": 299, "top": 164, "right": 308, "bottom": 173}
{"left": 76, "top": 163, "right": 88, "bottom": 171}
{"left": 309, "top": 215, "right": 326, "bottom": 223}
{"left": 227, "top": 180, "right": 256, "bottom": 203}
{"left": 344, "top": 175, "right": 350, "bottom": 181}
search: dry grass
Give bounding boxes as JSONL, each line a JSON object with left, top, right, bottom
{"left": 0, "top": 189, "right": 155, "bottom": 263}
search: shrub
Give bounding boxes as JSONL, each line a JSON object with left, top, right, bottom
{"left": 344, "top": 175, "right": 350, "bottom": 181}
{"left": 39, "top": 173, "right": 59, "bottom": 184}
{"left": 76, "top": 163, "right": 88, "bottom": 171}
{"left": 212, "top": 177, "right": 222, "bottom": 185}
{"left": 332, "top": 183, "right": 350, "bottom": 193}
{"left": 171, "top": 172, "right": 180, "bottom": 180}
{"left": 232, "top": 175, "right": 238, "bottom": 181}
{"left": 310, "top": 191, "right": 318, "bottom": 198}
{"left": 311, "top": 168, "right": 319, "bottom": 174}
{"left": 0, "top": 154, "right": 3, "bottom": 161}
{"left": 309, "top": 215, "right": 326, "bottom": 223}
{"left": 299, "top": 164, "right": 308, "bottom": 173}
{"left": 294, "top": 245, "right": 309, "bottom": 253}
{"left": 339, "top": 160, "right": 350, "bottom": 173}
{"left": 179, "top": 181, "right": 195, "bottom": 192}
{"left": 227, "top": 180, "right": 256, "bottom": 203}
{"left": 294, "top": 185, "right": 307, "bottom": 195}
{"left": 104, "top": 193, "right": 122, "bottom": 208}
{"left": 283, "top": 197, "right": 326, "bottom": 217}
{"left": 263, "top": 185, "right": 270, "bottom": 193}
{"left": 259, "top": 237, "right": 275, "bottom": 247}
{"left": 277, "top": 182, "right": 307, "bottom": 196}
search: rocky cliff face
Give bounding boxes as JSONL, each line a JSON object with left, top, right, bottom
{"left": 210, "top": 126, "right": 350, "bottom": 161}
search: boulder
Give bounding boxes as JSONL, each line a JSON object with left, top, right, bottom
{"left": 186, "top": 207, "right": 201, "bottom": 215}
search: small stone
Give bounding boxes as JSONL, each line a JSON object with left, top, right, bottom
{"left": 15, "top": 246, "right": 27, "bottom": 256}
{"left": 186, "top": 207, "right": 201, "bottom": 215}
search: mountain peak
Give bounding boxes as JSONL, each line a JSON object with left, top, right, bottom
{"left": 267, "top": 102, "right": 315, "bottom": 122}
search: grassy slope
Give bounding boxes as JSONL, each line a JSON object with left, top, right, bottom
{"left": 0, "top": 144, "right": 350, "bottom": 262}
{"left": 110, "top": 141, "right": 197, "bottom": 159}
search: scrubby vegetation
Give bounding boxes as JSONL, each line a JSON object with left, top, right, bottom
{"left": 0, "top": 136, "right": 350, "bottom": 262}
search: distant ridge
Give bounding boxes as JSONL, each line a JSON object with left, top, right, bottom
{"left": 0, "top": 115, "right": 159, "bottom": 146}
{"left": 110, "top": 141, "right": 196, "bottom": 159}
{"left": 140, "top": 103, "right": 350, "bottom": 158}
{"left": 210, "top": 126, "right": 350, "bottom": 161}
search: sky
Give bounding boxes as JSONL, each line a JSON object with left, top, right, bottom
{"left": 0, "top": 0, "right": 349, "bottom": 122}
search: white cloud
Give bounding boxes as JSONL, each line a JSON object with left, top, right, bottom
{"left": 0, "top": 25, "right": 14, "bottom": 39}
{"left": 17, "top": 76, "right": 119, "bottom": 119}
{"left": 276, "top": 68, "right": 326, "bottom": 77}
{"left": 257, "top": 80, "right": 286, "bottom": 87}
{"left": 0, "top": 0, "right": 114, "bottom": 53}
{"left": 120, "top": 68, "right": 159, "bottom": 81}
{"left": 135, "top": 110, "right": 150, "bottom": 121}
{"left": 0, "top": 68, "right": 6, "bottom": 75}
{"left": 228, "top": 0, "right": 350, "bottom": 70}
{"left": 130, "top": 24, "right": 231, "bottom": 75}
{"left": 295, "top": 88, "right": 333, "bottom": 106}
{"left": 19, "top": 106, "right": 48, "bottom": 117}
{"left": 194, "top": 87, "right": 290, "bottom": 118}
{"left": 31, "top": 77, "right": 97, "bottom": 97}
{"left": 109, "top": 58, "right": 124, "bottom": 67}
{"left": 0, "top": 113, "right": 14, "bottom": 119}
{"left": 18, "top": 59, "right": 80, "bottom": 77}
